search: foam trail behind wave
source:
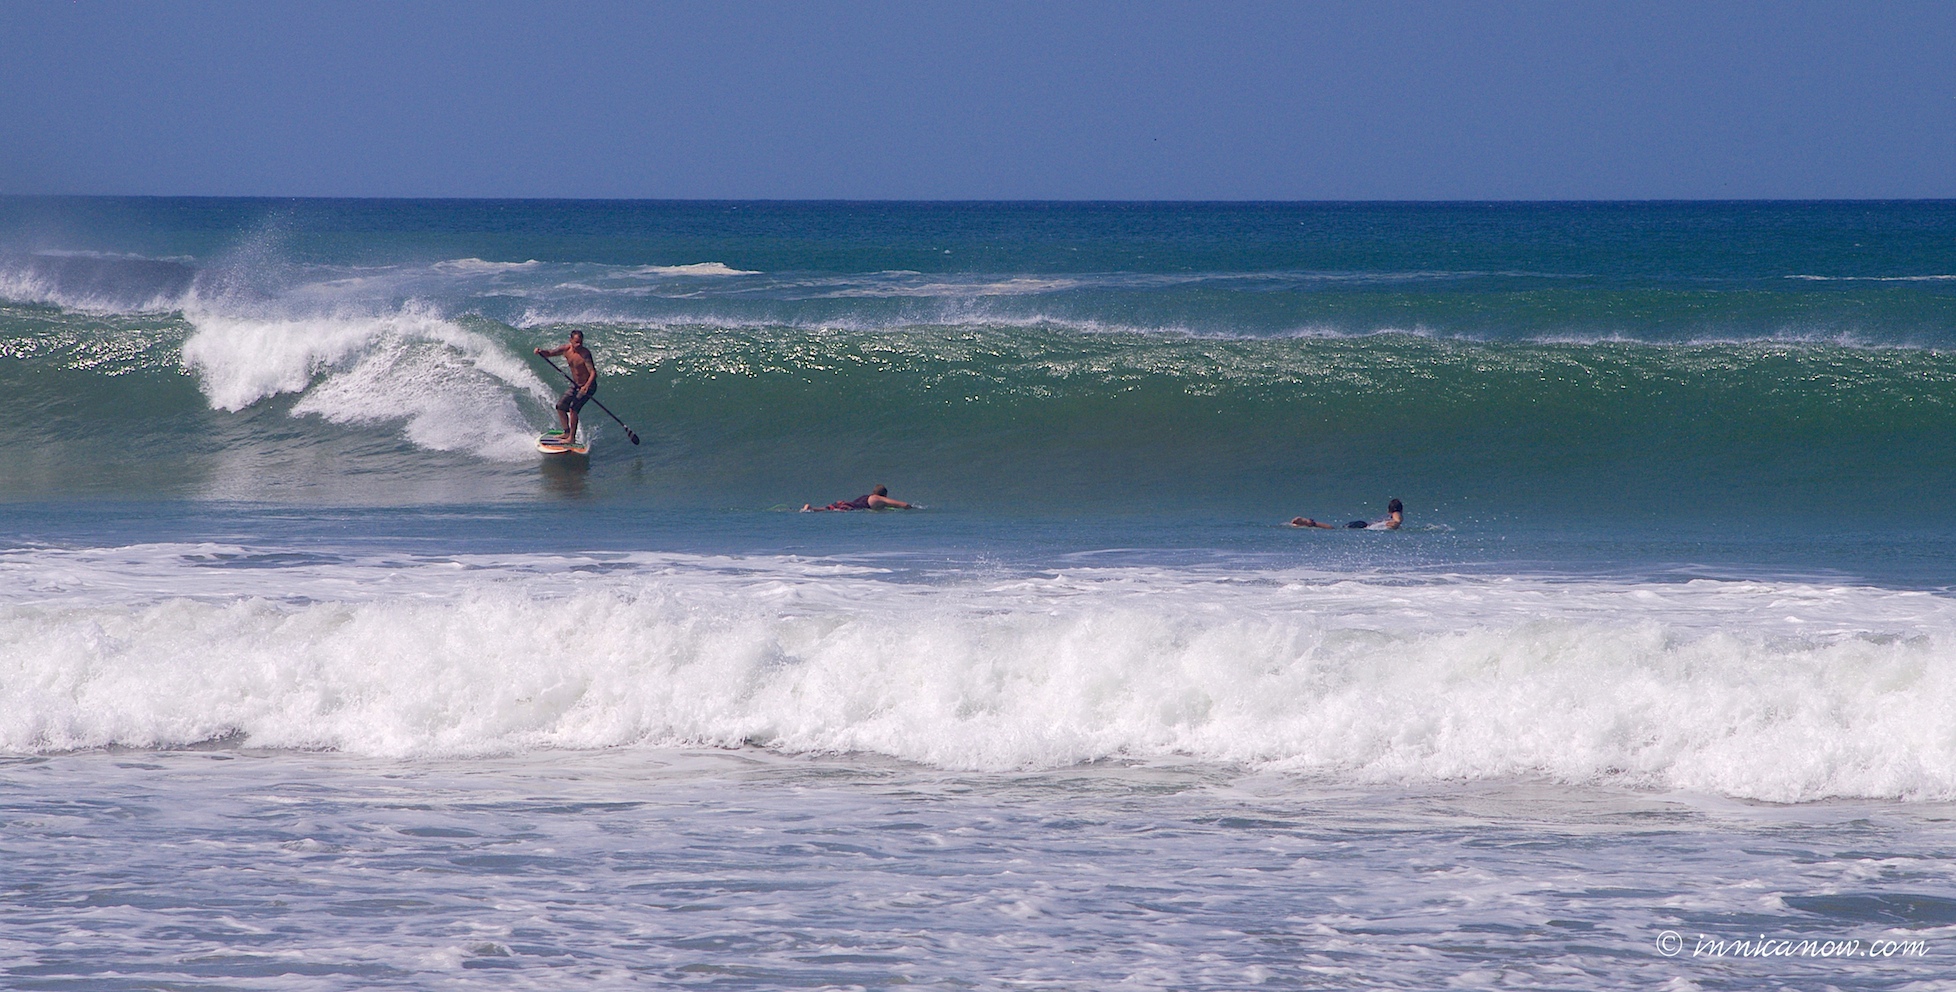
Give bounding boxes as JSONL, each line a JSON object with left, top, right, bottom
{"left": 4, "top": 550, "right": 1953, "bottom": 802}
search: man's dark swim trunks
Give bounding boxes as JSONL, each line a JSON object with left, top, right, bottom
{"left": 556, "top": 382, "right": 596, "bottom": 413}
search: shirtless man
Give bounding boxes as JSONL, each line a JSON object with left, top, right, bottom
{"left": 801, "top": 485, "right": 916, "bottom": 512}
{"left": 1292, "top": 498, "right": 1403, "bottom": 530}
{"left": 534, "top": 330, "right": 597, "bottom": 441}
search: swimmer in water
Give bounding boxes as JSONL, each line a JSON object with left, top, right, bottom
{"left": 801, "top": 485, "right": 917, "bottom": 512}
{"left": 1292, "top": 498, "right": 1403, "bottom": 530}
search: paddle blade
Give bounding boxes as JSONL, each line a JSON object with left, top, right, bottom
{"left": 627, "top": 430, "right": 641, "bottom": 445}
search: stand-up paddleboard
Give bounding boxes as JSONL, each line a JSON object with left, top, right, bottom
{"left": 537, "top": 428, "right": 590, "bottom": 456}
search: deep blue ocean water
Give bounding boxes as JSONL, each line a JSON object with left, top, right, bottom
{"left": 2, "top": 198, "right": 1953, "bottom": 988}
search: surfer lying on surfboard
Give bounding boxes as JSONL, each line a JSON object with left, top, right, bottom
{"left": 1292, "top": 498, "right": 1403, "bottom": 530}
{"left": 535, "top": 329, "right": 598, "bottom": 443}
{"left": 802, "top": 485, "right": 917, "bottom": 512}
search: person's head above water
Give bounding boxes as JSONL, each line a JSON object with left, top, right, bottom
{"left": 569, "top": 329, "right": 584, "bottom": 345}
{"left": 1388, "top": 498, "right": 1403, "bottom": 514}
{"left": 872, "top": 485, "right": 888, "bottom": 496}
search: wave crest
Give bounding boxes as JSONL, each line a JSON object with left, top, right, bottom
{"left": 179, "top": 305, "right": 552, "bottom": 460}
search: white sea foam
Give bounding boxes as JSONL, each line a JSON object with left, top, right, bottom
{"left": 816, "top": 276, "right": 1087, "bottom": 298}
{"left": 2, "top": 547, "right": 1951, "bottom": 802}
{"left": 631, "top": 262, "right": 761, "bottom": 277}
{"left": 431, "top": 258, "right": 543, "bottom": 274}
{"left": 178, "top": 304, "right": 553, "bottom": 460}
{"left": 504, "top": 307, "right": 1212, "bottom": 339}
{"left": 1786, "top": 274, "right": 1956, "bottom": 281}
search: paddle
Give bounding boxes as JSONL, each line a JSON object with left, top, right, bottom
{"left": 538, "top": 356, "right": 641, "bottom": 445}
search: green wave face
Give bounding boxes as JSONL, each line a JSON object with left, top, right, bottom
{"left": 541, "top": 323, "right": 1956, "bottom": 522}
{"left": 4, "top": 306, "right": 1953, "bottom": 526}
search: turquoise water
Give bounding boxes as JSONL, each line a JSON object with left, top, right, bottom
{"left": 7, "top": 199, "right": 1956, "bottom": 582}
{"left": 4, "top": 199, "right": 1956, "bottom": 988}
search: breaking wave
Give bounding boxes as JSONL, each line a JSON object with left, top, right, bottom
{"left": 2, "top": 547, "right": 1951, "bottom": 802}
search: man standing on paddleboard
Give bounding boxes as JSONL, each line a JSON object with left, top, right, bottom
{"left": 535, "top": 330, "right": 598, "bottom": 442}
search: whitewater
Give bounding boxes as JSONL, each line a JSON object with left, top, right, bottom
{"left": 3, "top": 198, "right": 1954, "bottom": 989}
{"left": 4, "top": 543, "right": 1953, "bottom": 804}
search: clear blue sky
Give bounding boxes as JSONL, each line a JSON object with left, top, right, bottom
{"left": 4, "top": 1, "right": 1953, "bottom": 199}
